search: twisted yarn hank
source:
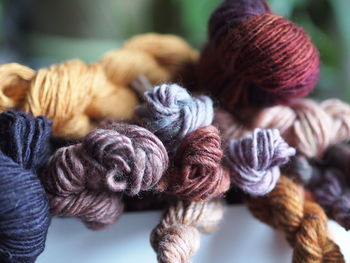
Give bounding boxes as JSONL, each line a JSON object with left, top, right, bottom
{"left": 214, "top": 98, "right": 350, "bottom": 158}
{"left": 42, "top": 122, "right": 168, "bottom": 229}
{"left": 224, "top": 129, "right": 295, "bottom": 196}
{"left": 151, "top": 200, "right": 223, "bottom": 263}
{"left": 197, "top": 0, "right": 319, "bottom": 111}
{"left": 0, "top": 111, "right": 52, "bottom": 263}
{"left": 137, "top": 83, "right": 214, "bottom": 153}
{"left": 158, "top": 126, "right": 230, "bottom": 201}
{"left": 247, "top": 175, "right": 345, "bottom": 262}
{"left": 0, "top": 60, "right": 137, "bottom": 139}
{"left": 0, "top": 34, "right": 198, "bottom": 139}
{"left": 101, "top": 33, "right": 198, "bottom": 86}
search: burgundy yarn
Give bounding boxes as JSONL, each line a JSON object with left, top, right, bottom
{"left": 197, "top": 0, "right": 320, "bottom": 110}
{"left": 158, "top": 125, "right": 230, "bottom": 201}
{"left": 42, "top": 123, "right": 168, "bottom": 229}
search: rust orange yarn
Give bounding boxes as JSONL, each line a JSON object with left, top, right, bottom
{"left": 246, "top": 176, "right": 345, "bottom": 263}
{"left": 0, "top": 34, "right": 198, "bottom": 139}
{"left": 158, "top": 126, "right": 230, "bottom": 201}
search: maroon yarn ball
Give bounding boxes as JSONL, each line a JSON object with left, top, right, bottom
{"left": 197, "top": 0, "right": 320, "bottom": 111}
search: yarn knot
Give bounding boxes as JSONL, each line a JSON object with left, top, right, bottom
{"left": 225, "top": 128, "right": 296, "bottom": 196}
{"left": 159, "top": 125, "right": 230, "bottom": 201}
{"left": 137, "top": 83, "right": 214, "bottom": 152}
{"left": 43, "top": 122, "right": 168, "bottom": 229}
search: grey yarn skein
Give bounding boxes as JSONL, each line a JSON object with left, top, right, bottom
{"left": 137, "top": 83, "right": 214, "bottom": 152}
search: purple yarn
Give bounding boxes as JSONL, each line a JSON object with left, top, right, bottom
{"left": 208, "top": 0, "right": 270, "bottom": 45}
{"left": 137, "top": 83, "right": 214, "bottom": 152}
{"left": 0, "top": 111, "right": 52, "bottom": 263}
{"left": 224, "top": 129, "right": 295, "bottom": 196}
{"left": 310, "top": 169, "right": 350, "bottom": 230}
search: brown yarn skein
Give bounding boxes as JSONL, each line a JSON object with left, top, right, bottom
{"left": 246, "top": 176, "right": 345, "bottom": 263}
{"left": 42, "top": 123, "right": 168, "bottom": 230}
{"left": 157, "top": 126, "right": 230, "bottom": 201}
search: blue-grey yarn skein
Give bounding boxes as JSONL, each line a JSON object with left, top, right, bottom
{"left": 137, "top": 83, "right": 214, "bottom": 153}
{"left": 0, "top": 111, "right": 52, "bottom": 263}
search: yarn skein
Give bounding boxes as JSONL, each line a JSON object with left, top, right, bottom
{"left": 137, "top": 83, "right": 214, "bottom": 153}
{"left": 224, "top": 128, "right": 296, "bottom": 196}
{"left": 0, "top": 34, "right": 198, "bottom": 139}
{"left": 100, "top": 33, "right": 198, "bottom": 87}
{"left": 247, "top": 176, "right": 345, "bottom": 262}
{"left": 42, "top": 122, "right": 168, "bottom": 230}
{"left": 0, "top": 111, "right": 52, "bottom": 263}
{"left": 151, "top": 200, "right": 224, "bottom": 263}
{"left": 197, "top": 0, "right": 319, "bottom": 111}
{"left": 214, "top": 98, "right": 350, "bottom": 158}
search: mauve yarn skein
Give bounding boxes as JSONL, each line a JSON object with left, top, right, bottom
{"left": 158, "top": 126, "right": 231, "bottom": 201}
{"left": 43, "top": 123, "right": 168, "bottom": 229}
{"left": 137, "top": 83, "right": 213, "bottom": 153}
{"left": 224, "top": 129, "right": 296, "bottom": 196}
{"left": 312, "top": 169, "right": 350, "bottom": 230}
{"left": 289, "top": 155, "right": 350, "bottom": 230}
{"left": 0, "top": 111, "right": 52, "bottom": 263}
{"left": 198, "top": 0, "right": 319, "bottom": 110}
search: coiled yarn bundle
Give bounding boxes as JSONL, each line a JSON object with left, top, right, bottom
{"left": 224, "top": 128, "right": 296, "bottom": 196}
{"left": 137, "top": 83, "right": 214, "bottom": 153}
{"left": 0, "top": 34, "right": 198, "bottom": 139}
{"left": 197, "top": 0, "right": 319, "bottom": 111}
{"left": 0, "top": 111, "right": 52, "bottom": 263}
{"left": 42, "top": 122, "right": 168, "bottom": 230}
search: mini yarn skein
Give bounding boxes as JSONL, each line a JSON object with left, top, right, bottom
{"left": 224, "top": 129, "right": 295, "bottom": 196}
{"left": 0, "top": 111, "right": 52, "bottom": 263}
{"left": 197, "top": 0, "right": 320, "bottom": 110}
{"left": 311, "top": 169, "right": 350, "bottom": 231}
{"left": 42, "top": 122, "right": 168, "bottom": 229}
{"left": 137, "top": 83, "right": 214, "bottom": 153}
{"left": 247, "top": 176, "right": 345, "bottom": 262}
{"left": 158, "top": 126, "right": 230, "bottom": 201}
{"left": 151, "top": 200, "right": 224, "bottom": 263}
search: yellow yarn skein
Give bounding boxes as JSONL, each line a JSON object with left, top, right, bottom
{"left": 0, "top": 33, "right": 198, "bottom": 138}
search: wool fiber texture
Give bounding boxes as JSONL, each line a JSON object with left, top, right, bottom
{"left": 0, "top": 111, "right": 52, "bottom": 263}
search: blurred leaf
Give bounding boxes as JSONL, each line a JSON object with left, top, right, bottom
{"left": 171, "top": 0, "right": 221, "bottom": 46}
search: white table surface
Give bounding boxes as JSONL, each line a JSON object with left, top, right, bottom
{"left": 37, "top": 205, "right": 350, "bottom": 263}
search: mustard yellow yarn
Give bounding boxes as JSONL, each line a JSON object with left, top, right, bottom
{"left": 0, "top": 33, "right": 198, "bottom": 138}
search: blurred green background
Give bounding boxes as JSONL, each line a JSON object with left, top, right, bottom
{"left": 0, "top": 0, "right": 349, "bottom": 100}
